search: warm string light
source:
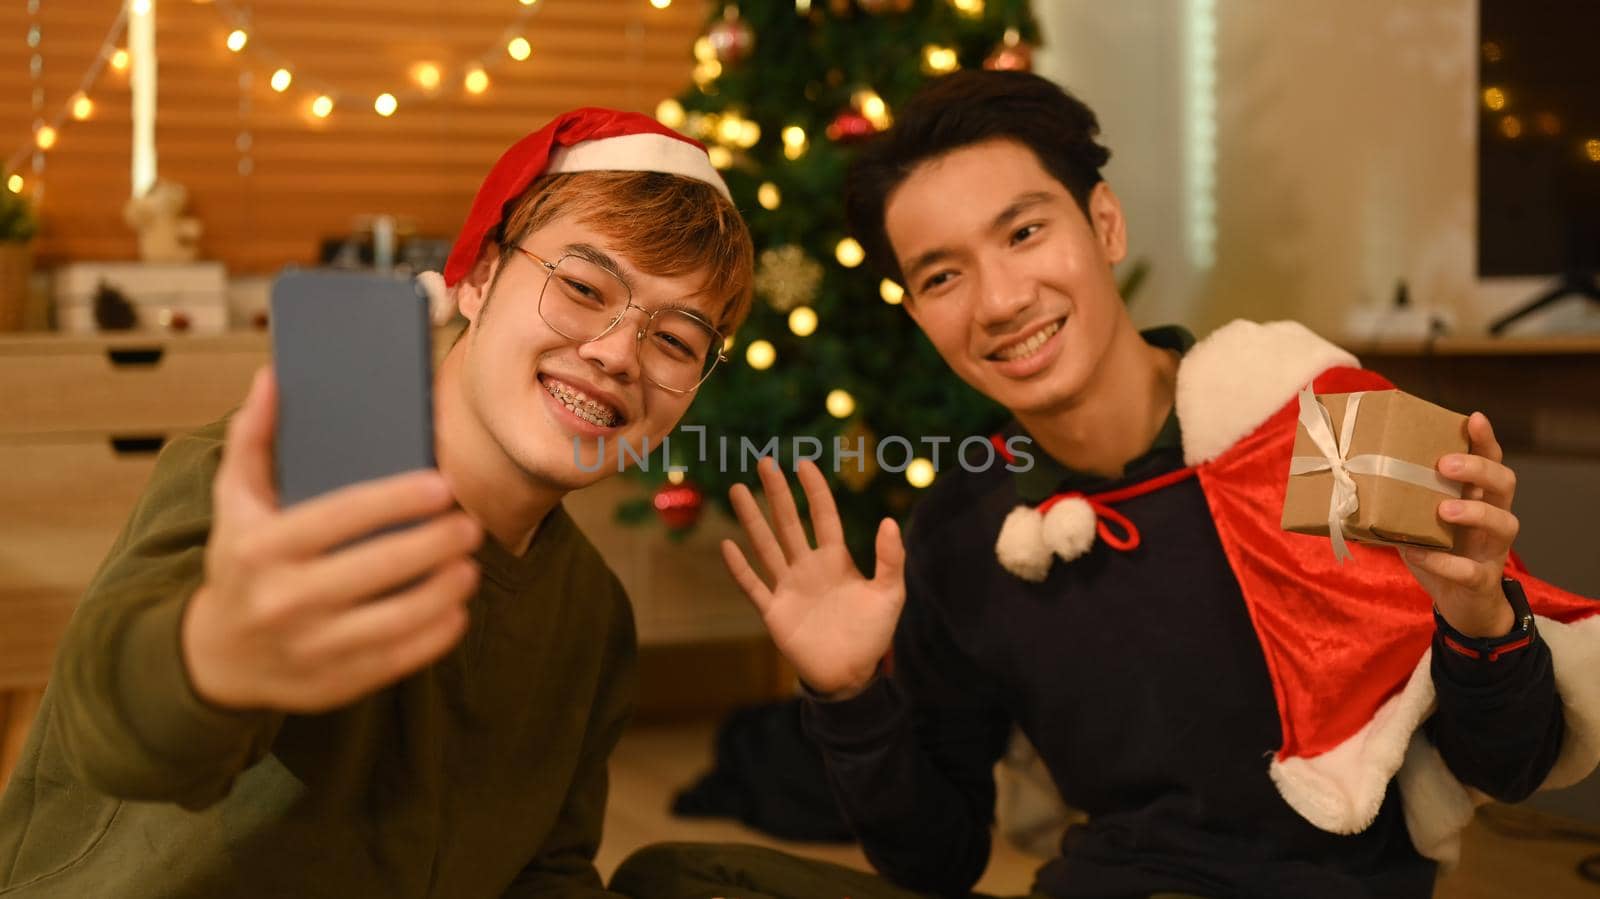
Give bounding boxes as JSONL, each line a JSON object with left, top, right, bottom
{"left": 906, "top": 458, "right": 935, "bottom": 488}
{"left": 787, "top": 306, "right": 818, "bottom": 337}
{"left": 4, "top": 3, "right": 129, "bottom": 191}
{"left": 835, "top": 237, "right": 865, "bottom": 268}
{"left": 825, "top": 389, "right": 855, "bottom": 419}
{"left": 853, "top": 89, "right": 891, "bottom": 130}
{"left": 207, "top": 0, "right": 545, "bottom": 123}
{"left": 745, "top": 340, "right": 776, "bottom": 370}
{"left": 781, "top": 124, "right": 808, "bottom": 160}
{"left": 691, "top": 35, "right": 721, "bottom": 91}
{"left": 879, "top": 279, "right": 905, "bottom": 304}
{"left": 922, "top": 44, "right": 958, "bottom": 74}
{"left": 412, "top": 63, "right": 442, "bottom": 92}
{"left": 757, "top": 182, "right": 780, "bottom": 209}
{"left": 655, "top": 98, "right": 685, "bottom": 127}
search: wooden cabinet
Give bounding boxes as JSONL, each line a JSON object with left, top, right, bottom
{"left": 0, "top": 333, "right": 268, "bottom": 690}
{"left": 0, "top": 332, "right": 268, "bottom": 785}
{"left": 0, "top": 332, "right": 767, "bottom": 787}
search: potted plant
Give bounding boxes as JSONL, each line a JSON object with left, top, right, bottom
{"left": 0, "top": 186, "right": 38, "bottom": 331}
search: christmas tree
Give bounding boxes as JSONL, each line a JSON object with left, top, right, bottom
{"left": 624, "top": 0, "right": 1042, "bottom": 565}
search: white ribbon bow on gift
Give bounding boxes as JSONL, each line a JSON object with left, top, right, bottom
{"left": 1289, "top": 387, "right": 1464, "bottom": 563}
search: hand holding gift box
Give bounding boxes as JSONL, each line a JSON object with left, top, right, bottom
{"left": 1283, "top": 386, "right": 1525, "bottom": 638}
{"left": 1282, "top": 388, "right": 1468, "bottom": 559}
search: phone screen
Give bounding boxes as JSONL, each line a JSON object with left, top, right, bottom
{"left": 270, "top": 269, "right": 435, "bottom": 507}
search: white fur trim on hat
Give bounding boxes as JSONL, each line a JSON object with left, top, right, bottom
{"left": 996, "top": 506, "right": 1052, "bottom": 582}
{"left": 415, "top": 270, "right": 455, "bottom": 325}
{"left": 1176, "top": 320, "right": 1360, "bottom": 466}
{"left": 548, "top": 132, "right": 731, "bottom": 201}
{"left": 1269, "top": 613, "right": 1600, "bottom": 869}
{"left": 1041, "top": 498, "right": 1097, "bottom": 564}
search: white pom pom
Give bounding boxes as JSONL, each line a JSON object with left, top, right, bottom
{"left": 1041, "top": 497, "right": 1097, "bottom": 563}
{"left": 416, "top": 270, "right": 456, "bottom": 325}
{"left": 996, "top": 506, "right": 1052, "bottom": 582}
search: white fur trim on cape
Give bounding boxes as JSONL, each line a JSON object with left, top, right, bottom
{"left": 996, "top": 507, "right": 1052, "bottom": 582}
{"left": 1268, "top": 647, "right": 1436, "bottom": 836}
{"left": 1177, "top": 320, "right": 1359, "bottom": 466}
{"left": 1270, "top": 613, "right": 1600, "bottom": 867}
{"left": 548, "top": 132, "right": 732, "bottom": 201}
{"left": 995, "top": 319, "right": 1355, "bottom": 579}
{"left": 1041, "top": 498, "right": 1097, "bottom": 563}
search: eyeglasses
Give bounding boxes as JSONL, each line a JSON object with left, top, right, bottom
{"left": 514, "top": 247, "right": 728, "bottom": 394}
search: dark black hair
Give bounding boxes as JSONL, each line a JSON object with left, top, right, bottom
{"left": 844, "top": 70, "right": 1112, "bottom": 286}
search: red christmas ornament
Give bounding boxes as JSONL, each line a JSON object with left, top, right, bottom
{"left": 826, "top": 108, "right": 878, "bottom": 143}
{"left": 653, "top": 481, "right": 705, "bottom": 531}
{"left": 708, "top": 6, "right": 755, "bottom": 66}
{"left": 984, "top": 30, "right": 1034, "bottom": 72}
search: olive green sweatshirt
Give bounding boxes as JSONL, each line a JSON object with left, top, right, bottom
{"left": 0, "top": 420, "right": 636, "bottom": 898}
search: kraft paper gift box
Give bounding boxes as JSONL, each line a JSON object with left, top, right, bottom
{"left": 1281, "top": 388, "right": 1469, "bottom": 558}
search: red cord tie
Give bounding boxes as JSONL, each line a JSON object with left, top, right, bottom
{"left": 993, "top": 432, "right": 1199, "bottom": 581}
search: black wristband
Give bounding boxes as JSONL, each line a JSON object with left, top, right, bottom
{"left": 1435, "top": 577, "right": 1535, "bottom": 663}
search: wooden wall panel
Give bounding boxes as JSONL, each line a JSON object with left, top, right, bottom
{"left": 0, "top": 0, "right": 706, "bottom": 274}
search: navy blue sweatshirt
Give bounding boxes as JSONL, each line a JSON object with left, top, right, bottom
{"left": 804, "top": 329, "right": 1563, "bottom": 899}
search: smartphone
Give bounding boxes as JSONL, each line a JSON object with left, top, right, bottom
{"left": 270, "top": 269, "right": 435, "bottom": 507}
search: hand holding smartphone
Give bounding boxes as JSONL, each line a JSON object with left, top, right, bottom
{"left": 180, "top": 270, "right": 480, "bottom": 713}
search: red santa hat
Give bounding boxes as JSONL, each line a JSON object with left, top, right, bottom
{"left": 440, "top": 106, "right": 730, "bottom": 288}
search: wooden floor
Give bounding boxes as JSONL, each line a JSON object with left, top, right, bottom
{"left": 601, "top": 719, "right": 1600, "bottom": 898}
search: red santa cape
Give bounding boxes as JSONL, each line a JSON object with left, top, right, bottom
{"left": 993, "top": 320, "right": 1600, "bottom": 866}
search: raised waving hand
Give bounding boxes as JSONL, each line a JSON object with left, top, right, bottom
{"left": 720, "top": 457, "right": 906, "bottom": 700}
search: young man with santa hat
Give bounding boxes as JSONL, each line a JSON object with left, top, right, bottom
{"left": 611, "top": 71, "right": 1600, "bottom": 899}
{"left": 0, "top": 109, "right": 752, "bottom": 897}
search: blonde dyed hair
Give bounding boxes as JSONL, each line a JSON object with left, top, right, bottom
{"left": 489, "top": 170, "right": 754, "bottom": 335}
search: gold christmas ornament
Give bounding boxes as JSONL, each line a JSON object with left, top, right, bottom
{"left": 755, "top": 245, "right": 824, "bottom": 312}
{"left": 836, "top": 420, "right": 879, "bottom": 492}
